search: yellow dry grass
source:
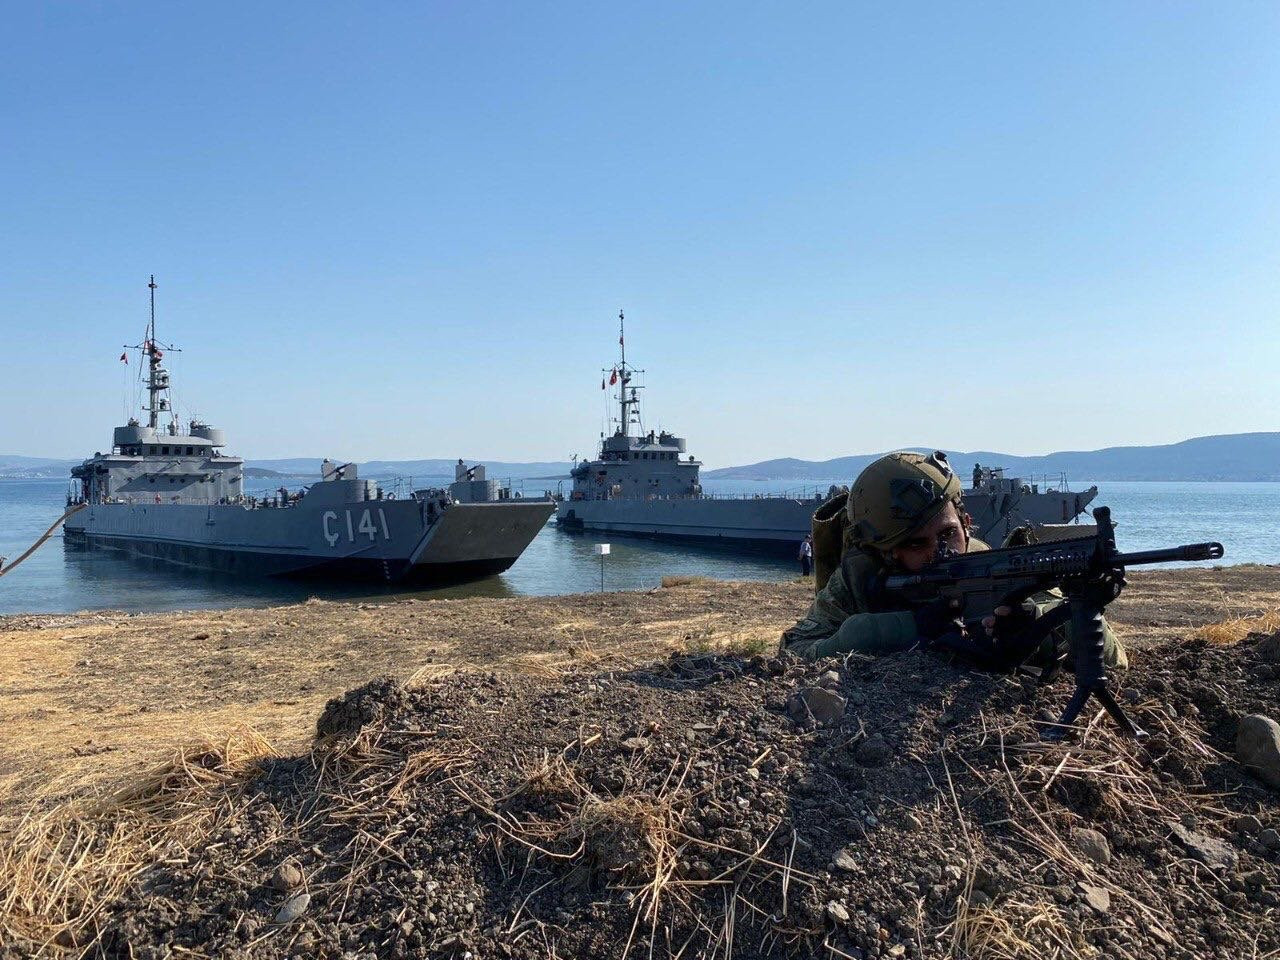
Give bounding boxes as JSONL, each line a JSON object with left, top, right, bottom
{"left": 0, "top": 580, "right": 812, "bottom": 802}
{"left": 659, "top": 575, "right": 720, "bottom": 589}
{"left": 0, "top": 729, "right": 275, "bottom": 954}
{"left": 463, "top": 749, "right": 817, "bottom": 958}
{"left": 1194, "top": 607, "right": 1280, "bottom": 646}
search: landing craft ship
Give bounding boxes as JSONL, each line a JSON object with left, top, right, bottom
{"left": 555, "top": 315, "right": 1097, "bottom": 550}
{"left": 64, "top": 278, "right": 553, "bottom": 583}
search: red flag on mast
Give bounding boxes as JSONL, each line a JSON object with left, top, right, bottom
{"left": 609, "top": 368, "right": 618, "bottom": 386}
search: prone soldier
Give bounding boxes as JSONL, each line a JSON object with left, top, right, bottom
{"left": 781, "top": 450, "right": 1127, "bottom": 669}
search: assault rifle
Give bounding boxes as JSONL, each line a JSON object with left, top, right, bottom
{"left": 882, "top": 507, "right": 1223, "bottom": 740}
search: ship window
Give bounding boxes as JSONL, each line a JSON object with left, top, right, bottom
{"left": 162, "top": 446, "right": 169, "bottom": 455}
{"left": 186, "top": 446, "right": 194, "bottom": 455}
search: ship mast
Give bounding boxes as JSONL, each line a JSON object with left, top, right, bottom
{"left": 613, "top": 310, "right": 643, "bottom": 438}
{"left": 126, "top": 276, "right": 180, "bottom": 431}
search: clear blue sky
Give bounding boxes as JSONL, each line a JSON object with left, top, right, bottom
{"left": 2, "top": 2, "right": 1277, "bottom": 468}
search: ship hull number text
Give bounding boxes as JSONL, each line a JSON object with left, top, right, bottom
{"left": 322, "top": 508, "right": 390, "bottom": 547}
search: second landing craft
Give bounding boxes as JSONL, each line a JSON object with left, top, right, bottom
{"left": 555, "top": 314, "right": 1097, "bottom": 550}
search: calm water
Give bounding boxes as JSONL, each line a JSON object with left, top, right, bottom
{"left": 0, "top": 478, "right": 1274, "bottom": 615}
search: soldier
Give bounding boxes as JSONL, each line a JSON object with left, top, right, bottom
{"left": 781, "top": 451, "right": 1126, "bottom": 668}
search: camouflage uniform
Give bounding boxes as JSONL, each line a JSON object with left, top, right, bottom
{"left": 780, "top": 537, "right": 1127, "bottom": 666}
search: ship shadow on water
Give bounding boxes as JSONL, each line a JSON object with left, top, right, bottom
{"left": 549, "top": 525, "right": 798, "bottom": 580}
{"left": 60, "top": 538, "right": 522, "bottom": 609}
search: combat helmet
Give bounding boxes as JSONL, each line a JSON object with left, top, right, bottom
{"left": 846, "top": 451, "right": 963, "bottom": 552}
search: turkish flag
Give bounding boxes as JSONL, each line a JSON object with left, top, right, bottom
{"left": 609, "top": 368, "right": 618, "bottom": 385}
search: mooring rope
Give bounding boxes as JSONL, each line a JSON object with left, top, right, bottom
{"left": 0, "top": 502, "right": 88, "bottom": 578}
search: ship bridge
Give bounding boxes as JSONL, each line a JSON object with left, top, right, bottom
{"left": 71, "top": 418, "right": 244, "bottom": 506}
{"left": 568, "top": 313, "right": 703, "bottom": 502}
{"left": 69, "top": 277, "right": 244, "bottom": 507}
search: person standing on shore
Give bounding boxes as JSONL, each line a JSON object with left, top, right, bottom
{"left": 798, "top": 535, "right": 813, "bottom": 577}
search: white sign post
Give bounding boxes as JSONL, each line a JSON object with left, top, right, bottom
{"left": 594, "top": 543, "right": 610, "bottom": 593}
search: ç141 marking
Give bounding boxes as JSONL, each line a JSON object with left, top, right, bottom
{"left": 322, "top": 508, "right": 390, "bottom": 546}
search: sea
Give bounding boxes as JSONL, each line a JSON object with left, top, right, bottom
{"left": 0, "top": 477, "right": 1276, "bottom": 616}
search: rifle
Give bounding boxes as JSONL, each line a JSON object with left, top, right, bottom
{"left": 882, "top": 507, "right": 1223, "bottom": 740}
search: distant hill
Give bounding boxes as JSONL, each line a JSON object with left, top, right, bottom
{"left": 5, "top": 433, "right": 1277, "bottom": 483}
{"left": 0, "top": 456, "right": 77, "bottom": 479}
{"left": 703, "top": 432, "right": 1280, "bottom": 483}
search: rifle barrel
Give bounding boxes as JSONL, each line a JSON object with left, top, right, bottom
{"left": 1115, "top": 542, "right": 1224, "bottom": 566}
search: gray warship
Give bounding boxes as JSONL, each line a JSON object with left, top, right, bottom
{"left": 555, "top": 315, "right": 1097, "bottom": 550}
{"left": 64, "top": 278, "right": 553, "bottom": 583}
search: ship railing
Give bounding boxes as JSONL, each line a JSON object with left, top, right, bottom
{"left": 1014, "top": 472, "right": 1074, "bottom": 493}
{"left": 972, "top": 471, "right": 1076, "bottom": 494}
{"left": 693, "top": 485, "right": 836, "bottom": 501}
{"left": 573, "top": 484, "right": 839, "bottom": 503}
{"left": 362, "top": 475, "right": 555, "bottom": 503}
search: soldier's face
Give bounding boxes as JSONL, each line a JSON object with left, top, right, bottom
{"left": 889, "top": 502, "right": 967, "bottom": 572}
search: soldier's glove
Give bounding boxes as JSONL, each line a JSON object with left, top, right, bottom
{"left": 977, "top": 604, "right": 1059, "bottom": 670}
{"left": 912, "top": 596, "right": 964, "bottom": 642}
{"left": 984, "top": 605, "right": 1051, "bottom": 670}
{"left": 928, "top": 628, "right": 1001, "bottom": 665}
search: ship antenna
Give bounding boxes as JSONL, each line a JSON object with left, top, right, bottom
{"left": 147, "top": 276, "right": 160, "bottom": 428}
{"left": 129, "top": 275, "right": 181, "bottom": 431}
{"left": 618, "top": 310, "right": 626, "bottom": 438}
{"left": 611, "top": 309, "right": 646, "bottom": 439}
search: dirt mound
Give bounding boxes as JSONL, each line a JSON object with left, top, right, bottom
{"left": 17, "top": 634, "right": 1280, "bottom": 959}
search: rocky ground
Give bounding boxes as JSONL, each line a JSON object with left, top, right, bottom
{"left": 2, "top": 568, "right": 1279, "bottom": 959}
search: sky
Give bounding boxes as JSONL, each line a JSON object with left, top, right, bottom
{"left": 1, "top": 2, "right": 1277, "bottom": 469}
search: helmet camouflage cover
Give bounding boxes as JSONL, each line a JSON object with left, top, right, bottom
{"left": 846, "top": 451, "right": 963, "bottom": 552}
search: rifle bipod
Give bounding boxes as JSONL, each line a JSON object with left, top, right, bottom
{"left": 1043, "top": 596, "right": 1147, "bottom": 742}
{"left": 1043, "top": 679, "right": 1147, "bottom": 742}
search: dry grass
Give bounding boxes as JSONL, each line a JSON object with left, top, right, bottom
{"left": 0, "top": 729, "right": 275, "bottom": 955}
{"left": 659, "top": 575, "right": 720, "bottom": 589}
{"left": 933, "top": 694, "right": 1237, "bottom": 959}
{"left": 949, "top": 895, "right": 1089, "bottom": 960}
{"left": 1194, "top": 608, "right": 1280, "bottom": 646}
{"left": 0, "top": 580, "right": 813, "bottom": 800}
{"left": 462, "top": 748, "right": 817, "bottom": 958}
{"left": 682, "top": 625, "right": 778, "bottom": 657}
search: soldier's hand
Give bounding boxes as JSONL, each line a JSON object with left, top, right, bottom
{"left": 981, "top": 605, "right": 1036, "bottom": 638}
{"left": 913, "top": 595, "right": 964, "bottom": 641}
{"left": 981, "top": 605, "right": 1042, "bottom": 667}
